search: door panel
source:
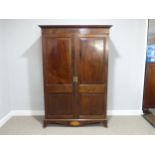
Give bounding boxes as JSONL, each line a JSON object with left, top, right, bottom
{"left": 43, "top": 35, "right": 74, "bottom": 118}
{"left": 77, "top": 36, "right": 107, "bottom": 117}
{"left": 79, "top": 94, "right": 105, "bottom": 115}
{"left": 45, "top": 37, "right": 73, "bottom": 84}
{"left": 79, "top": 37, "right": 106, "bottom": 84}
{"left": 46, "top": 84, "right": 73, "bottom": 93}
{"left": 47, "top": 94, "right": 73, "bottom": 116}
{"left": 78, "top": 84, "right": 105, "bottom": 93}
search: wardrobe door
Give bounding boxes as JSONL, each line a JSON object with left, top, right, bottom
{"left": 43, "top": 34, "right": 74, "bottom": 119}
{"left": 77, "top": 34, "right": 108, "bottom": 119}
{"left": 143, "top": 63, "right": 155, "bottom": 109}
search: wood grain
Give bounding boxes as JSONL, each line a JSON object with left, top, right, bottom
{"left": 40, "top": 25, "right": 111, "bottom": 127}
{"left": 143, "top": 63, "right": 155, "bottom": 111}
{"left": 78, "top": 84, "right": 105, "bottom": 93}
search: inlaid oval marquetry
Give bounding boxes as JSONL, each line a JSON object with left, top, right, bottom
{"left": 70, "top": 121, "right": 80, "bottom": 126}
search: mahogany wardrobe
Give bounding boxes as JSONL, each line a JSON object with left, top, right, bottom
{"left": 39, "top": 25, "right": 112, "bottom": 127}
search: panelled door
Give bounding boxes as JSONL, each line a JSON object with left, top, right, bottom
{"left": 43, "top": 34, "right": 75, "bottom": 119}
{"left": 76, "top": 34, "right": 108, "bottom": 119}
{"left": 43, "top": 30, "right": 108, "bottom": 120}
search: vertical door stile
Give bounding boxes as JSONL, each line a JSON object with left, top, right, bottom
{"left": 73, "top": 33, "right": 79, "bottom": 118}
{"left": 104, "top": 36, "right": 108, "bottom": 117}
{"left": 72, "top": 34, "right": 76, "bottom": 118}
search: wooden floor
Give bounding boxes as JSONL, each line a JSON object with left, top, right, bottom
{"left": 0, "top": 116, "right": 155, "bottom": 135}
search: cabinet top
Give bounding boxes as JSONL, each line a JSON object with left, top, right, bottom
{"left": 39, "top": 25, "right": 112, "bottom": 29}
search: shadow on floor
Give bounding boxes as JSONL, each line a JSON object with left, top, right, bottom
{"left": 32, "top": 116, "right": 43, "bottom": 124}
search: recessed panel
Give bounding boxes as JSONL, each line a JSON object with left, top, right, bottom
{"left": 79, "top": 94, "right": 105, "bottom": 115}
{"left": 79, "top": 37, "right": 105, "bottom": 84}
{"left": 45, "top": 37, "right": 73, "bottom": 84}
{"left": 47, "top": 94, "right": 73, "bottom": 115}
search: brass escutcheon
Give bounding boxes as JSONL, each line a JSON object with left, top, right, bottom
{"left": 73, "top": 76, "right": 78, "bottom": 83}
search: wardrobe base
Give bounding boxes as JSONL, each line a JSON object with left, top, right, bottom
{"left": 43, "top": 119, "right": 108, "bottom": 128}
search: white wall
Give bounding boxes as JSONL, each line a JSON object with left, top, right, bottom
{"left": 148, "top": 19, "right": 155, "bottom": 34}
{"left": 0, "top": 20, "right": 11, "bottom": 119}
{"left": 147, "top": 19, "right": 155, "bottom": 44}
{"left": 3, "top": 19, "right": 147, "bottom": 112}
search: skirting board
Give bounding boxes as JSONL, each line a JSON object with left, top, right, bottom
{"left": 0, "top": 112, "right": 12, "bottom": 128}
{"left": 11, "top": 110, "right": 44, "bottom": 116}
{"left": 11, "top": 110, "right": 142, "bottom": 116}
{"left": 0, "top": 110, "right": 142, "bottom": 127}
{"left": 108, "top": 110, "right": 143, "bottom": 115}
